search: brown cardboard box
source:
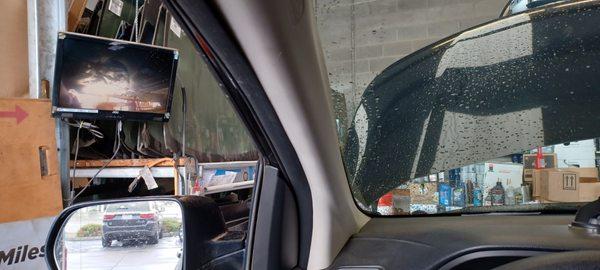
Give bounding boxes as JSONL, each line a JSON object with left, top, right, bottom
{"left": 580, "top": 182, "right": 600, "bottom": 202}
{"left": 539, "top": 169, "right": 580, "bottom": 203}
{"left": 408, "top": 182, "right": 438, "bottom": 205}
{"left": 570, "top": 167, "right": 599, "bottom": 182}
{"left": 0, "top": 99, "right": 63, "bottom": 223}
{"left": 523, "top": 169, "right": 543, "bottom": 199}
{"left": 529, "top": 167, "right": 599, "bottom": 202}
{"left": 576, "top": 167, "right": 600, "bottom": 202}
{"left": 523, "top": 153, "right": 558, "bottom": 169}
{"left": 526, "top": 167, "right": 597, "bottom": 180}
{"left": 524, "top": 169, "right": 535, "bottom": 183}
{"left": 0, "top": 0, "right": 29, "bottom": 98}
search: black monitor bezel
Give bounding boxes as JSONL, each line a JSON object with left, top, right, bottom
{"left": 51, "top": 32, "right": 179, "bottom": 122}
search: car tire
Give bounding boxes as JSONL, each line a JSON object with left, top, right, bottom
{"left": 102, "top": 237, "right": 111, "bottom": 248}
{"left": 148, "top": 232, "right": 159, "bottom": 245}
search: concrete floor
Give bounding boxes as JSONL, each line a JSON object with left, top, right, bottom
{"left": 64, "top": 236, "right": 181, "bottom": 270}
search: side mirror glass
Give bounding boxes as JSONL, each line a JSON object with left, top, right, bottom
{"left": 51, "top": 199, "right": 182, "bottom": 270}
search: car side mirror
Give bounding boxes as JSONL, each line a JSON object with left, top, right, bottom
{"left": 45, "top": 196, "right": 229, "bottom": 270}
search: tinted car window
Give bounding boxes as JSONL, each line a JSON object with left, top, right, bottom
{"left": 106, "top": 202, "right": 151, "bottom": 212}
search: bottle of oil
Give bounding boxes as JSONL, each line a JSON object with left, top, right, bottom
{"left": 466, "top": 180, "right": 474, "bottom": 206}
{"left": 490, "top": 179, "right": 506, "bottom": 206}
{"left": 473, "top": 182, "right": 483, "bottom": 207}
{"left": 514, "top": 188, "right": 523, "bottom": 205}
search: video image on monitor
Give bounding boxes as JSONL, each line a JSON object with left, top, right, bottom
{"left": 57, "top": 34, "right": 177, "bottom": 115}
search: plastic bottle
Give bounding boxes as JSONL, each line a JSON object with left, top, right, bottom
{"left": 453, "top": 185, "right": 465, "bottom": 207}
{"left": 466, "top": 180, "right": 474, "bottom": 205}
{"left": 439, "top": 183, "right": 452, "bottom": 207}
{"left": 473, "top": 183, "right": 483, "bottom": 207}
{"left": 505, "top": 186, "right": 515, "bottom": 206}
{"left": 490, "top": 180, "right": 506, "bottom": 206}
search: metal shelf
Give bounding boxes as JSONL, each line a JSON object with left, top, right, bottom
{"left": 69, "top": 160, "right": 258, "bottom": 195}
{"left": 203, "top": 181, "right": 255, "bottom": 195}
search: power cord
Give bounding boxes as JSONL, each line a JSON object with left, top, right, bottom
{"left": 69, "top": 121, "right": 84, "bottom": 201}
{"left": 64, "top": 120, "right": 104, "bottom": 139}
{"left": 181, "top": 86, "right": 187, "bottom": 157}
{"left": 69, "top": 121, "right": 122, "bottom": 206}
{"left": 65, "top": 120, "right": 104, "bottom": 202}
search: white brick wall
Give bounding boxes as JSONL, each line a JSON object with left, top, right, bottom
{"left": 316, "top": 0, "right": 507, "bottom": 121}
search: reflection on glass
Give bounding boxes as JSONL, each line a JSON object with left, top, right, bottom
{"left": 58, "top": 37, "right": 175, "bottom": 113}
{"left": 435, "top": 14, "right": 533, "bottom": 78}
{"left": 430, "top": 108, "right": 544, "bottom": 174}
{"left": 55, "top": 200, "right": 182, "bottom": 270}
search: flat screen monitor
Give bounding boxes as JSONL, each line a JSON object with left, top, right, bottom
{"left": 52, "top": 32, "right": 178, "bottom": 122}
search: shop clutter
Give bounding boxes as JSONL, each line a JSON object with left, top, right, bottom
{"left": 46, "top": 0, "right": 260, "bottom": 205}
{"left": 377, "top": 143, "right": 600, "bottom": 215}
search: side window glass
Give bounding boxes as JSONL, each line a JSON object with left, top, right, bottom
{"left": 63, "top": 2, "right": 256, "bottom": 269}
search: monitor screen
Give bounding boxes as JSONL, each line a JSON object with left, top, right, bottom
{"left": 53, "top": 32, "right": 178, "bottom": 121}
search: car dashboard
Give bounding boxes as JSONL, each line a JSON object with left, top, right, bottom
{"left": 329, "top": 214, "right": 600, "bottom": 270}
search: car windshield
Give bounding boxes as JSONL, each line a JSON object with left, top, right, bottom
{"left": 316, "top": 0, "right": 600, "bottom": 215}
{"left": 105, "top": 202, "right": 151, "bottom": 213}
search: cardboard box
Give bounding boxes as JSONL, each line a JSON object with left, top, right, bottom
{"left": 580, "top": 182, "right": 600, "bottom": 202}
{"left": 523, "top": 153, "right": 558, "bottom": 169}
{"left": 539, "top": 169, "right": 580, "bottom": 202}
{"left": 577, "top": 167, "right": 600, "bottom": 202}
{"left": 0, "top": 99, "right": 63, "bottom": 223}
{"left": 0, "top": 1, "right": 29, "bottom": 98}
{"left": 530, "top": 167, "right": 600, "bottom": 202}
{"left": 523, "top": 169, "right": 545, "bottom": 200}
{"left": 570, "top": 167, "right": 598, "bottom": 181}
{"left": 408, "top": 182, "right": 438, "bottom": 205}
{"left": 524, "top": 169, "right": 534, "bottom": 183}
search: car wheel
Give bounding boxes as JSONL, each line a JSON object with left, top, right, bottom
{"left": 148, "top": 231, "right": 159, "bottom": 245}
{"left": 102, "top": 237, "right": 111, "bottom": 248}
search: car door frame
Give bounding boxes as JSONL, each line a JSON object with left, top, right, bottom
{"left": 161, "top": 1, "right": 314, "bottom": 269}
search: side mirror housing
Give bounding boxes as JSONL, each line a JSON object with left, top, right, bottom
{"left": 45, "top": 196, "right": 229, "bottom": 270}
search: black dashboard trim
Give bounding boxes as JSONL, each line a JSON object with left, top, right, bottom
{"left": 329, "top": 215, "right": 600, "bottom": 270}
{"left": 436, "top": 248, "right": 559, "bottom": 270}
